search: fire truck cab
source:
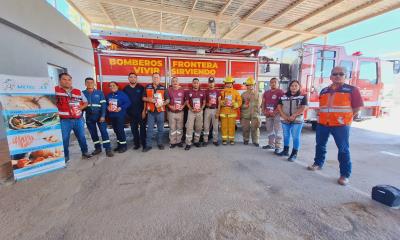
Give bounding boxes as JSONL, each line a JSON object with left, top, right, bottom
{"left": 259, "top": 44, "right": 383, "bottom": 129}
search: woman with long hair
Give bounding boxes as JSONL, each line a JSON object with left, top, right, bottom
{"left": 275, "top": 80, "right": 308, "bottom": 161}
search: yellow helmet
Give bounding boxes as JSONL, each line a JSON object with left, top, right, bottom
{"left": 224, "top": 76, "right": 235, "bottom": 83}
{"left": 244, "top": 76, "right": 255, "bottom": 85}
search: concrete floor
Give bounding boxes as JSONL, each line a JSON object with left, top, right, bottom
{"left": 0, "top": 119, "right": 399, "bottom": 240}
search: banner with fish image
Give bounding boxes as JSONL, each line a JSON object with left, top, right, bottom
{"left": 0, "top": 74, "right": 65, "bottom": 181}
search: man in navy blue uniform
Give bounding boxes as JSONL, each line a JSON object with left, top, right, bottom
{"left": 83, "top": 77, "right": 113, "bottom": 157}
{"left": 123, "top": 72, "right": 147, "bottom": 150}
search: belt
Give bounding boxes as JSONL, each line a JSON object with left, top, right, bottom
{"left": 169, "top": 110, "right": 183, "bottom": 113}
{"left": 206, "top": 107, "right": 217, "bottom": 109}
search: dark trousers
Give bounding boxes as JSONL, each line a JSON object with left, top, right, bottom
{"left": 130, "top": 116, "right": 146, "bottom": 148}
{"left": 86, "top": 119, "right": 111, "bottom": 150}
{"left": 110, "top": 117, "right": 127, "bottom": 149}
{"left": 313, "top": 124, "right": 351, "bottom": 178}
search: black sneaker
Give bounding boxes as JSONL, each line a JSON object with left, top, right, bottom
{"left": 213, "top": 142, "right": 219, "bottom": 146}
{"left": 253, "top": 143, "right": 260, "bottom": 147}
{"left": 158, "top": 144, "right": 165, "bottom": 150}
{"left": 176, "top": 142, "right": 184, "bottom": 148}
{"left": 82, "top": 152, "right": 92, "bottom": 159}
{"left": 185, "top": 145, "right": 191, "bottom": 150}
{"left": 194, "top": 142, "right": 201, "bottom": 148}
{"left": 243, "top": 141, "right": 249, "bottom": 145}
{"left": 133, "top": 145, "right": 140, "bottom": 150}
{"left": 91, "top": 148, "right": 102, "bottom": 156}
{"left": 202, "top": 142, "right": 208, "bottom": 147}
{"left": 262, "top": 145, "right": 274, "bottom": 150}
{"left": 274, "top": 148, "right": 280, "bottom": 154}
{"left": 142, "top": 146, "right": 152, "bottom": 152}
{"left": 118, "top": 147, "right": 127, "bottom": 153}
{"left": 169, "top": 144, "right": 176, "bottom": 149}
{"left": 106, "top": 150, "right": 114, "bottom": 157}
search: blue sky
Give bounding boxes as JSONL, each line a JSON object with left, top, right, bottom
{"left": 307, "top": 8, "right": 400, "bottom": 59}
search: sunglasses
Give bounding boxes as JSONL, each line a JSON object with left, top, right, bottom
{"left": 331, "top": 72, "right": 345, "bottom": 77}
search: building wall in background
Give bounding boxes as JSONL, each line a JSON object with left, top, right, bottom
{"left": 0, "top": 0, "right": 94, "bottom": 180}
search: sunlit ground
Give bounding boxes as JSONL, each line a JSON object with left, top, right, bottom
{"left": 353, "top": 106, "right": 400, "bottom": 136}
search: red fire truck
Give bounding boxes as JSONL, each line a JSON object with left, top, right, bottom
{"left": 259, "top": 44, "right": 384, "bottom": 129}
{"left": 90, "top": 30, "right": 263, "bottom": 95}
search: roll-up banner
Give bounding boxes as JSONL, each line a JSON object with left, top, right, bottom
{"left": 0, "top": 75, "right": 65, "bottom": 181}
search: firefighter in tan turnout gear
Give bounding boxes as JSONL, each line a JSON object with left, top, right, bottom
{"left": 240, "top": 77, "right": 261, "bottom": 147}
{"left": 219, "top": 76, "right": 242, "bottom": 145}
{"left": 185, "top": 78, "right": 206, "bottom": 150}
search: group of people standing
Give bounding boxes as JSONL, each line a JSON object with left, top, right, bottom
{"left": 55, "top": 66, "right": 362, "bottom": 186}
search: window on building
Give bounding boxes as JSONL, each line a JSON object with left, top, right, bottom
{"left": 359, "top": 61, "right": 378, "bottom": 84}
{"left": 46, "top": 0, "right": 91, "bottom": 35}
{"left": 48, "top": 64, "right": 67, "bottom": 86}
{"left": 340, "top": 60, "right": 353, "bottom": 78}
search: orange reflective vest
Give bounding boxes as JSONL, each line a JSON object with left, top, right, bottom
{"left": 145, "top": 84, "right": 166, "bottom": 112}
{"left": 318, "top": 84, "right": 355, "bottom": 126}
{"left": 55, "top": 86, "right": 84, "bottom": 119}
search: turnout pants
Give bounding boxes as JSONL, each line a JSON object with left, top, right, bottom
{"left": 168, "top": 111, "right": 184, "bottom": 145}
{"left": 265, "top": 114, "right": 282, "bottom": 148}
{"left": 185, "top": 110, "right": 203, "bottom": 145}
{"left": 86, "top": 119, "right": 111, "bottom": 150}
{"left": 110, "top": 116, "right": 127, "bottom": 149}
{"left": 241, "top": 117, "right": 260, "bottom": 144}
{"left": 203, "top": 108, "right": 219, "bottom": 143}
{"left": 220, "top": 113, "right": 236, "bottom": 142}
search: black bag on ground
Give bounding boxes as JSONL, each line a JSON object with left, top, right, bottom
{"left": 371, "top": 185, "right": 400, "bottom": 207}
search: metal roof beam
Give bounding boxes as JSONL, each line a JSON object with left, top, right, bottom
{"left": 218, "top": 0, "right": 234, "bottom": 17}
{"left": 182, "top": 0, "right": 199, "bottom": 35}
{"left": 269, "top": 0, "right": 387, "bottom": 48}
{"left": 243, "top": 0, "right": 271, "bottom": 21}
{"left": 265, "top": 0, "right": 308, "bottom": 24}
{"left": 66, "top": 0, "right": 91, "bottom": 24}
{"left": 130, "top": 7, "right": 139, "bottom": 29}
{"left": 93, "top": 0, "right": 321, "bottom": 37}
{"left": 98, "top": 3, "right": 115, "bottom": 27}
{"left": 307, "top": 0, "right": 384, "bottom": 32}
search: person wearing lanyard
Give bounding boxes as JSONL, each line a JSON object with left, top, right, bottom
{"left": 55, "top": 73, "right": 91, "bottom": 162}
{"left": 276, "top": 80, "right": 308, "bottom": 162}
{"left": 123, "top": 72, "right": 147, "bottom": 151}
{"left": 82, "top": 77, "right": 113, "bottom": 157}
{"left": 106, "top": 81, "right": 131, "bottom": 153}
{"left": 203, "top": 77, "right": 220, "bottom": 146}
{"left": 167, "top": 77, "right": 185, "bottom": 148}
{"left": 184, "top": 78, "right": 206, "bottom": 150}
{"left": 142, "top": 73, "right": 170, "bottom": 152}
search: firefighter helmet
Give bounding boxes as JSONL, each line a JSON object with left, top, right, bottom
{"left": 244, "top": 76, "right": 255, "bottom": 85}
{"left": 224, "top": 76, "right": 235, "bottom": 83}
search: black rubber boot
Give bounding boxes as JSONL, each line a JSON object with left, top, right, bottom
{"left": 288, "top": 149, "right": 298, "bottom": 162}
{"left": 275, "top": 146, "right": 289, "bottom": 156}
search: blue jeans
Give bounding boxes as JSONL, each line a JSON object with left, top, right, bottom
{"left": 146, "top": 111, "right": 164, "bottom": 147}
{"left": 110, "top": 117, "right": 127, "bottom": 148}
{"left": 86, "top": 119, "right": 111, "bottom": 150}
{"left": 314, "top": 124, "right": 351, "bottom": 178}
{"left": 281, "top": 122, "right": 304, "bottom": 150}
{"left": 60, "top": 118, "right": 88, "bottom": 160}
